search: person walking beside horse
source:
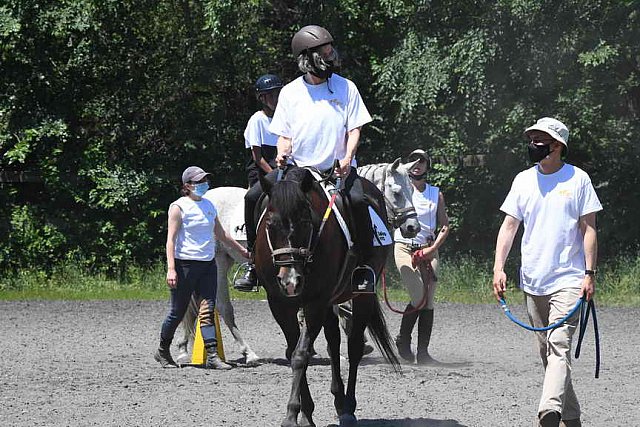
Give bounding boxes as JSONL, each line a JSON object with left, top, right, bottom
{"left": 492, "top": 117, "right": 602, "bottom": 427}
{"left": 155, "top": 166, "right": 250, "bottom": 369}
{"left": 393, "top": 149, "right": 450, "bottom": 365}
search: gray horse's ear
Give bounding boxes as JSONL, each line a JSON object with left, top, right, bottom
{"left": 260, "top": 173, "right": 273, "bottom": 195}
{"left": 390, "top": 157, "right": 402, "bottom": 171}
{"left": 300, "top": 169, "right": 314, "bottom": 193}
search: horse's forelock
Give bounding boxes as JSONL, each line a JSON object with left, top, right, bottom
{"left": 270, "top": 179, "right": 308, "bottom": 224}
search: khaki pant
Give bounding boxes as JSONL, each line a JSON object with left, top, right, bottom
{"left": 393, "top": 243, "right": 438, "bottom": 309}
{"left": 525, "top": 287, "right": 581, "bottom": 420}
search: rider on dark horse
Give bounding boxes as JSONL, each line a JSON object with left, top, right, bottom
{"left": 234, "top": 24, "right": 376, "bottom": 293}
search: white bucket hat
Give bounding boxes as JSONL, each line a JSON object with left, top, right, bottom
{"left": 524, "top": 117, "right": 570, "bottom": 150}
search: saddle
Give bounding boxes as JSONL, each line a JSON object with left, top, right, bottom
{"left": 255, "top": 166, "right": 392, "bottom": 300}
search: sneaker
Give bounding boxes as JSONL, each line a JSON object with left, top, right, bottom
{"left": 234, "top": 265, "right": 258, "bottom": 292}
{"left": 154, "top": 348, "right": 177, "bottom": 368}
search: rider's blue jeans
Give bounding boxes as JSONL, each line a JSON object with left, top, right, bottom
{"left": 160, "top": 259, "right": 219, "bottom": 348}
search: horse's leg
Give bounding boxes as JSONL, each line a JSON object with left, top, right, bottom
{"left": 175, "top": 295, "right": 198, "bottom": 364}
{"left": 324, "top": 306, "right": 345, "bottom": 416}
{"left": 340, "top": 297, "right": 371, "bottom": 427}
{"left": 288, "top": 305, "right": 323, "bottom": 427}
{"left": 215, "top": 249, "right": 260, "bottom": 363}
{"left": 266, "top": 296, "right": 300, "bottom": 361}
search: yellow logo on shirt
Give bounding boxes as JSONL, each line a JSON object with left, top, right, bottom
{"left": 557, "top": 189, "right": 572, "bottom": 198}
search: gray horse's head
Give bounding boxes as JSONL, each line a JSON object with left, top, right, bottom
{"left": 384, "top": 158, "right": 420, "bottom": 238}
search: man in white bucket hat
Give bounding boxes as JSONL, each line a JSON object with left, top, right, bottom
{"left": 492, "top": 117, "right": 603, "bottom": 427}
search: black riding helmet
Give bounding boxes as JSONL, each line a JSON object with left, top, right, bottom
{"left": 291, "top": 25, "right": 334, "bottom": 57}
{"left": 255, "top": 74, "right": 284, "bottom": 93}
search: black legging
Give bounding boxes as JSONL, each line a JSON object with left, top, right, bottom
{"left": 243, "top": 166, "right": 373, "bottom": 262}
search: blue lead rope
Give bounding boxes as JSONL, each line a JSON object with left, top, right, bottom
{"left": 499, "top": 295, "right": 601, "bottom": 378}
{"left": 575, "top": 298, "right": 600, "bottom": 378}
{"left": 498, "top": 296, "right": 584, "bottom": 332}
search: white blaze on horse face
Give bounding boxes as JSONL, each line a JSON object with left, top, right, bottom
{"left": 278, "top": 265, "right": 302, "bottom": 296}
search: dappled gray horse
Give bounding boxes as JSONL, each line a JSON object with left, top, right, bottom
{"left": 336, "top": 159, "right": 420, "bottom": 335}
{"left": 176, "top": 159, "right": 419, "bottom": 363}
{"left": 357, "top": 158, "right": 419, "bottom": 239}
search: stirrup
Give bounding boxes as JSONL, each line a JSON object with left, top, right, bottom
{"left": 351, "top": 265, "right": 376, "bottom": 294}
{"left": 233, "top": 263, "right": 259, "bottom": 292}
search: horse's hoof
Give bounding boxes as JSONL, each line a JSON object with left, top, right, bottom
{"left": 339, "top": 414, "right": 357, "bottom": 427}
{"left": 175, "top": 351, "right": 190, "bottom": 365}
{"left": 244, "top": 350, "right": 260, "bottom": 365}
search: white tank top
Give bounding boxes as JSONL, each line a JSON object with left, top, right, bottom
{"left": 170, "top": 197, "right": 217, "bottom": 261}
{"left": 394, "top": 184, "right": 439, "bottom": 245}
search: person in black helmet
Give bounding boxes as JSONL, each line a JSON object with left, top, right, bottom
{"left": 234, "top": 74, "right": 283, "bottom": 291}
{"left": 234, "top": 24, "right": 376, "bottom": 292}
{"left": 244, "top": 74, "right": 283, "bottom": 187}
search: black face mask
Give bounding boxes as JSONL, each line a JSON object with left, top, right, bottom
{"left": 309, "top": 66, "right": 334, "bottom": 79}
{"left": 309, "top": 49, "right": 339, "bottom": 79}
{"left": 527, "top": 142, "right": 551, "bottom": 163}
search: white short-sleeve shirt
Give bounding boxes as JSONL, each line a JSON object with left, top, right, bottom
{"left": 500, "top": 163, "right": 603, "bottom": 295}
{"left": 269, "top": 74, "right": 372, "bottom": 171}
{"left": 244, "top": 111, "right": 278, "bottom": 149}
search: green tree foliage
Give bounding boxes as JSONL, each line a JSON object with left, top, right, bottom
{"left": 0, "top": 0, "right": 638, "bottom": 273}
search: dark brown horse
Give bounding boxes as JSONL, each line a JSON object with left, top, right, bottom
{"left": 255, "top": 167, "right": 400, "bottom": 427}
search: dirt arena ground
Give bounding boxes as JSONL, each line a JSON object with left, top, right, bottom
{"left": 1, "top": 299, "right": 637, "bottom": 426}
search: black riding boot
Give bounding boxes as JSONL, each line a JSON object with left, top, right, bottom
{"left": 234, "top": 261, "right": 258, "bottom": 292}
{"left": 395, "top": 304, "right": 419, "bottom": 363}
{"left": 416, "top": 309, "right": 435, "bottom": 365}
{"left": 154, "top": 338, "right": 177, "bottom": 368}
{"left": 205, "top": 343, "right": 232, "bottom": 370}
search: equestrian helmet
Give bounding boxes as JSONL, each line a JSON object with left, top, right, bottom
{"left": 291, "top": 25, "right": 334, "bottom": 57}
{"left": 255, "top": 74, "right": 284, "bottom": 93}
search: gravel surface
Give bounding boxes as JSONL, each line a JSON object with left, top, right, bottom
{"left": 0, "top": 299, "right": 637, "bottom": 426}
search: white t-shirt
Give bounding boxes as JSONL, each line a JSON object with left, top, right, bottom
{"left": 395, "top": 185, "right": 439, "bottom": 245}
{"left": 500, "top": 163, "right": 603, "bottom": 295}
{"left": 170, "top": 197, "right": 217, "bottom": 261}
{"left": 268, "top": 74, "right": 372, "bottom": 171}
{"left": 244, "top": 111, "right": 278, "bottom": 149}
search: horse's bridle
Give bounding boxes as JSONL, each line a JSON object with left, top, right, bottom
{"left": 381, "top": 164, "right": 417, "bottom": 229}
{"left": 265, "top": 209, "right": 316, "bottom": 268}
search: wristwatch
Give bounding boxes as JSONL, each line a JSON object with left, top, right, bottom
{"left": 585, "top": 269, "right": 597, "bottom": 276}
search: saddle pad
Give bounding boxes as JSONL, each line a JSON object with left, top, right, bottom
{"left": 229, "top": 202, "right": 247, "bottom": 241}
{"left": 370, "top": 206, "right": 392, "bottom": 246}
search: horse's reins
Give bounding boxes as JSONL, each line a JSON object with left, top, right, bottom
{"left": 499, "top": 295, "right": 601, "bottom": 378}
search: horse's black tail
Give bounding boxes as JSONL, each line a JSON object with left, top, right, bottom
{"left": 367, "top": 297, "right": 401, "bottom": 373}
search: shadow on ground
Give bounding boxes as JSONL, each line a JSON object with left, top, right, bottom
{"left": 327, "top": 418, "right": 466, "bottom": 426}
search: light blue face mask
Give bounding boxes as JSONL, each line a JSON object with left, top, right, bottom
{"left": 192, "top": 182, "right": 209, "bottom": 197}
